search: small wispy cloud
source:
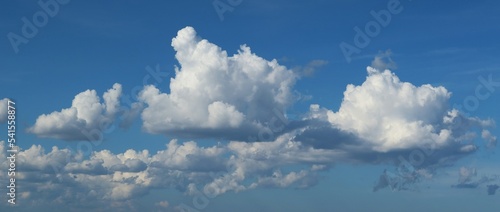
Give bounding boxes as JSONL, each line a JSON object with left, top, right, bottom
{"left": 370, "top": 50, "right": 397, "bottom": 71}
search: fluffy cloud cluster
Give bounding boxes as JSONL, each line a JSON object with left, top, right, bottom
{"left": 19, "top": 26, "right": 498, "bottom": 209}
{"left": 201, "top": 133, "right": 340, "bottom": 196}
{"left": 0, "top": 136, "right": 335, "bottom": 210}
{"left": 300, "top": 66, "right": 496, "bottom": 192}
{"left": 139, "top": 26, "right": 297, "bottom": 140}
{"left": 302, "top": 67, "right": 495, "bottom": 158}
{"left": 28, "top": 84, "right": 122, "bottom": 141}
{"left": 27, "top": 27, "right": 495, "bottom": 156}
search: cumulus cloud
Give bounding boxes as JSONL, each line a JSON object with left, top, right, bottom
{"left": 139, "top": 26, "right": 298, "bottom": 140}
{"left": 200, "top": 132, "right": 340, "bottom": 196}
{"left": 19, "top": 68, "right": 496, "bottom": 209}
{"left": 28, "top": 84, "right": 123, "bottom": 141}
{"left": 297, "top": 63, "right": 496, "bottom": 192}
{"left": 300, "top": 66, "right": 495, "bottom": 159}
{"left": 0, "top": 98, "right": 9, "bottom": 123}
{"left": 15, "top": 26, "right": 499, "bottom": 208}
{"left": 149, "top": 139, "right": 226, "bottom": 172}
{"left": 0, "top": 140, "right": 178, "bottom": 209}
{"left": 0, "top": 134, "right": 338, "bottom": 209}
{"left": 326, "top": 67, "right": 452, "bottom": 152}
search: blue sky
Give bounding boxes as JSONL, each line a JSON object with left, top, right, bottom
{"left": 1, "top": 0, "right": 500, "bottom": 211}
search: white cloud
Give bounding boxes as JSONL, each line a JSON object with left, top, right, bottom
{"left": 93, "top": 149, "right": 149, "bottom": 173}
{"left": 248, "top": 170, "right": 315, "bottom": 189}
{"left": 150, "top": 139, "right": 226, "bottom": 172}
{"left": 139, "top": 26, "right": 297, "bottom": 139}
{"left": 305, "top": 67, "right": 493, "bottom": 153}
{"left": 28, "top": 83, "right": 123, "bottom": 141}
{"left": 0, "top": 133, "right": 341, "bottom": 209}
{"left": 207, "top": 101, "right": 245, "bottom": 128}
{"left": 301, "top": 63, "right": 496, "bottom": 192}
{"left": 201, "top": 132, "right": 341, "bottom": 196}
{"left": 13, "top": 26, "right": 499, "bottom": 208}
{"left": 18, "top": 144, "right": 80, "bottom": 172}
